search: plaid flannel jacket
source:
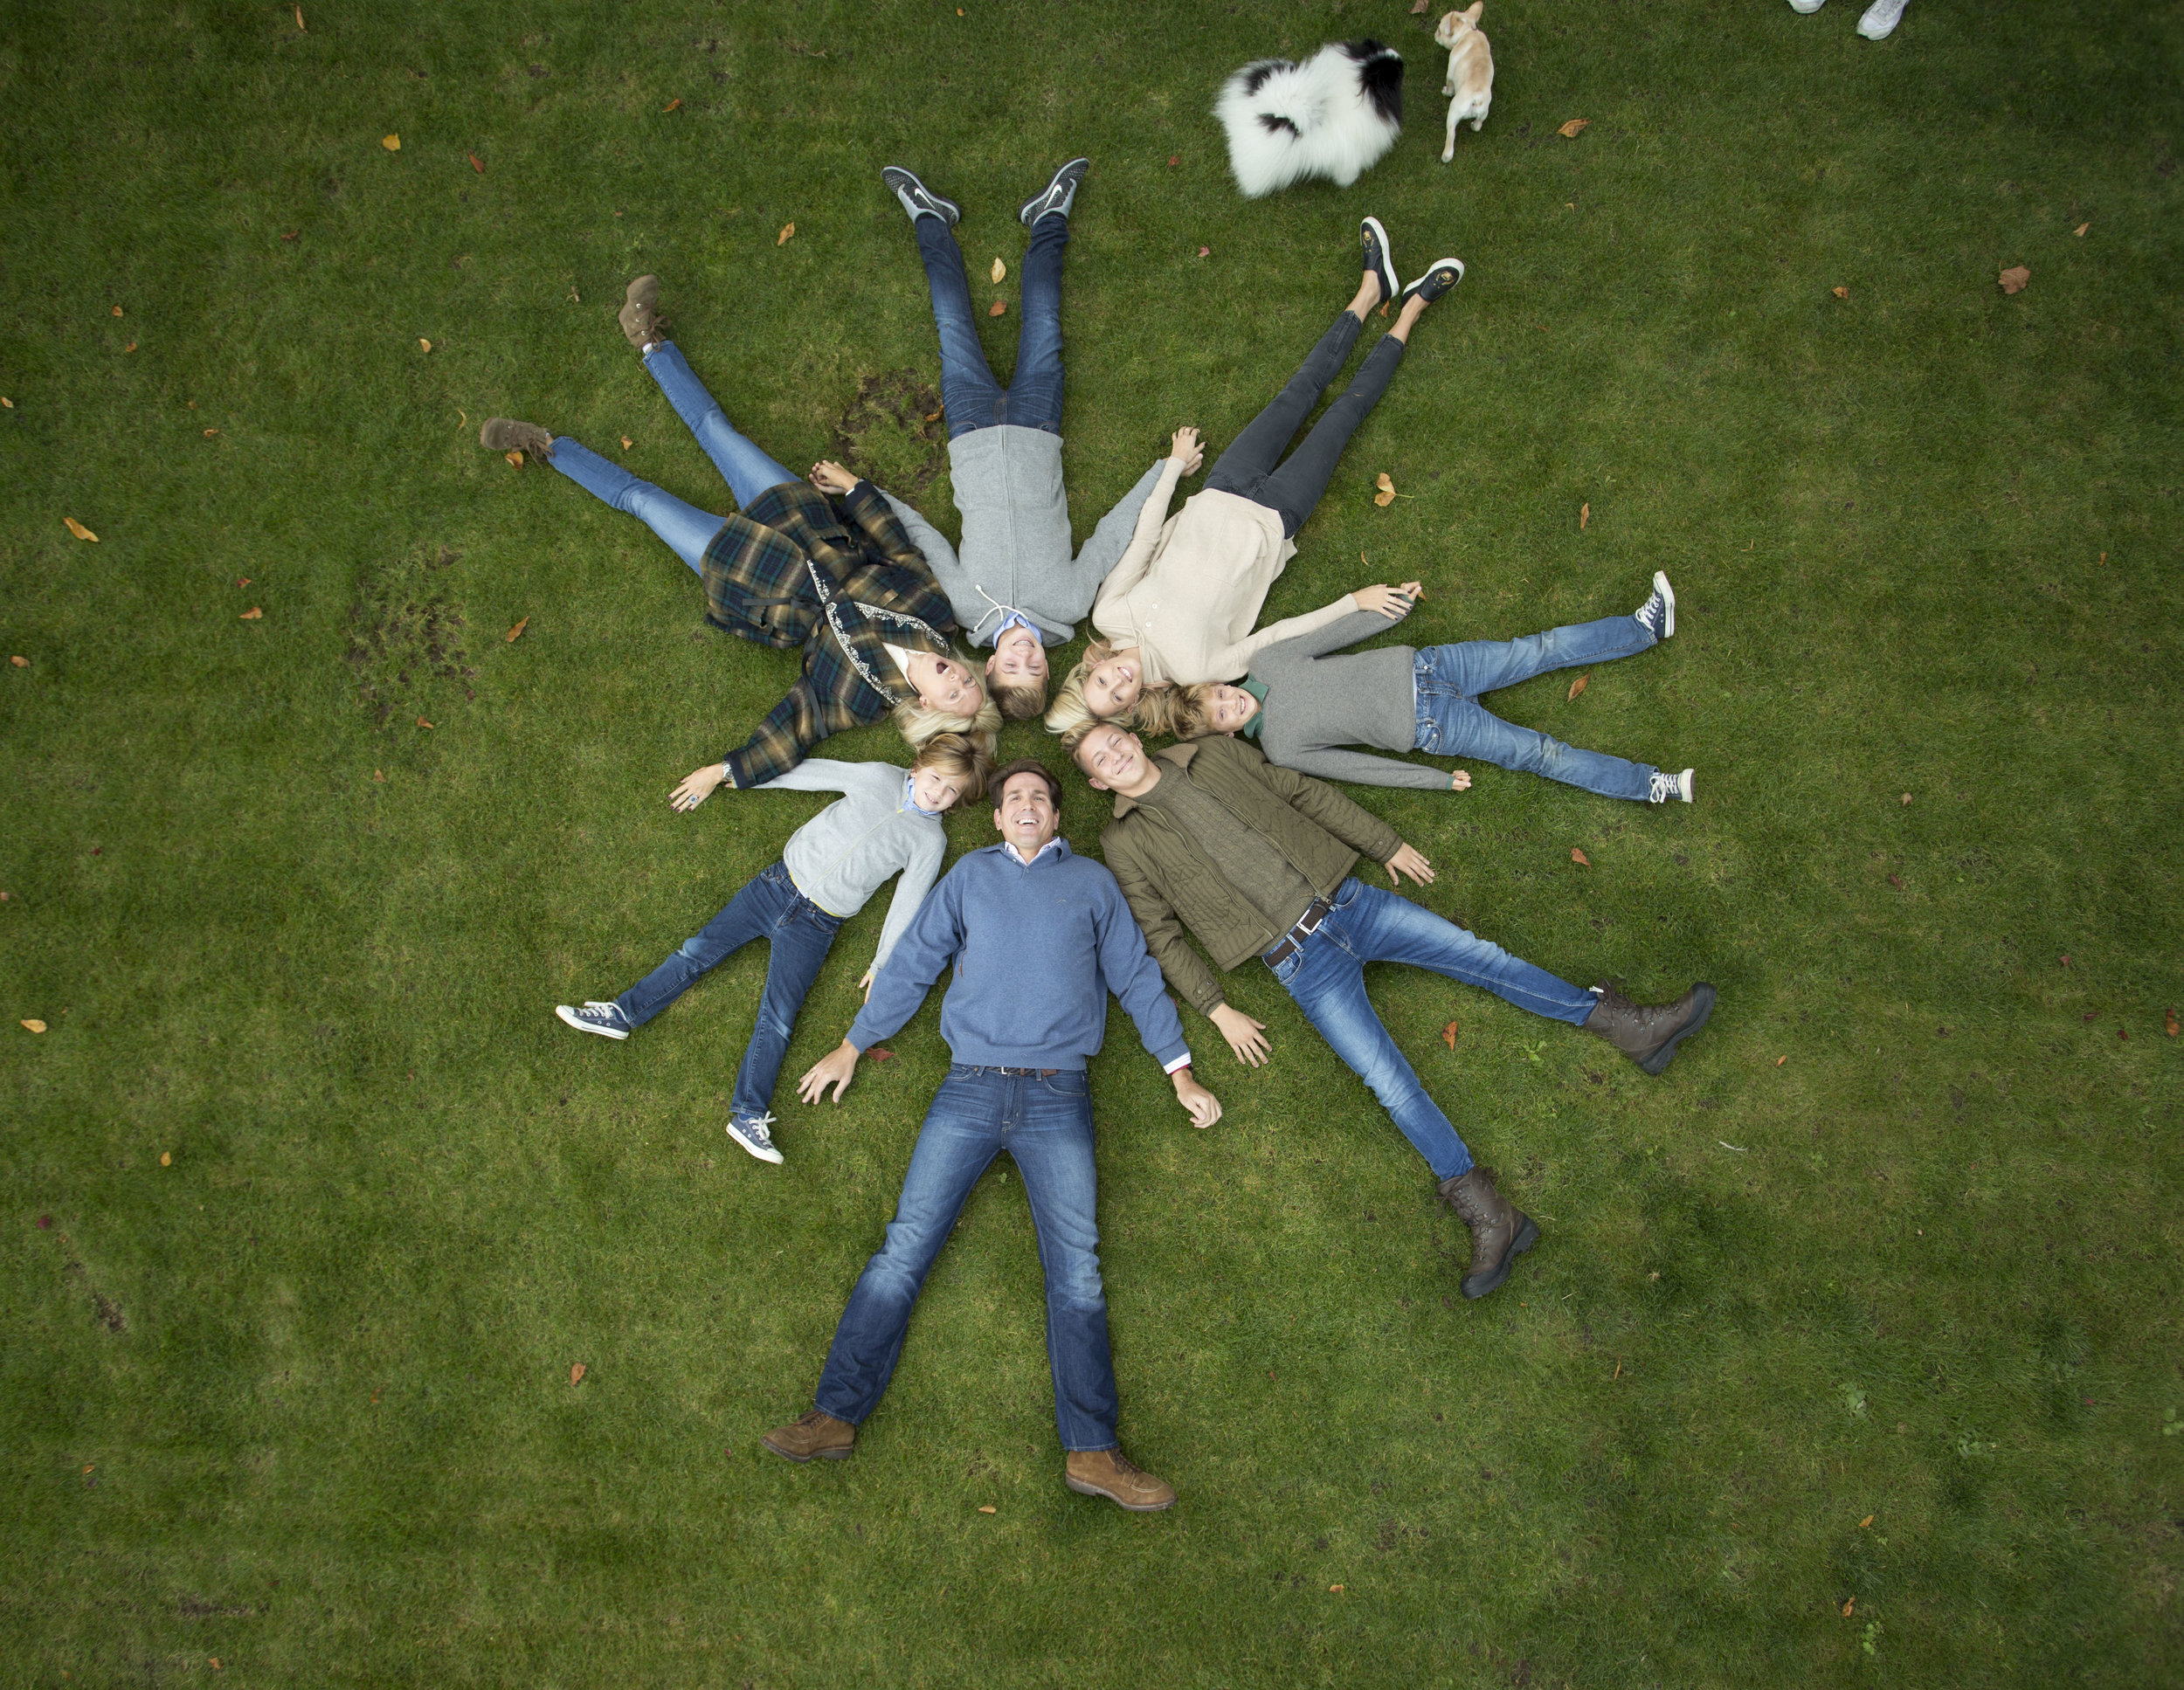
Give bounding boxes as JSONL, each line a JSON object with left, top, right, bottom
{"left": 702, "top": 479, "right": 960, "bottom": 789}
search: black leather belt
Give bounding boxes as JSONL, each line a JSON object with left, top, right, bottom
{"left": 1261, "top": 897, "right": 1333, "bottom": 969}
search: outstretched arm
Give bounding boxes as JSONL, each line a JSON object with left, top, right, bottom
{"left": 1280, "top": 747, "right": 1461, "bottom": 790}
{"left": 1060, "top": 460, "right": 1167, "bottom": 619}
{"left": 801, "top": 870, "right": 966, "bottom": 1106}
{"left": 718, "top": 677, "right": 832, "bottom": 794}
{"left": 1091, "top": 452, "right": 1186, "bottom": 617}
{"left": 877, "top": 490, "right": 984, "bottom": 629}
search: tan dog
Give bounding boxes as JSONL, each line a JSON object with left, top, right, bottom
{"left": 1435, "top": 3, "right": 1494, "bottom": 161}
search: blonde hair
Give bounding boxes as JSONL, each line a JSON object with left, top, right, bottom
{"left": 992, "top": 676, "right": 1049, "bottom": 722}
{"left": 893, "top": 645, "right": 1003, "bottom": 762}
{"left": 911, "top": 732, "right": 992, "bottom": 808}
{"left": 1171, "top": 683, "right": 1225, "bottom": 739}
{"left": 1043, "top": 639, "right": 1185, "bottom": 739}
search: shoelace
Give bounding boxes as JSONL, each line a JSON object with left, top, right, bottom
{"left": 1637, "top": 594, "right": 1665, "bottom": 636}
{"left": 1648, "top": 771, "right": 1674, "bottom": 804}
{"left": 736, "top": 1112, "right": 778, "bottom": 1146}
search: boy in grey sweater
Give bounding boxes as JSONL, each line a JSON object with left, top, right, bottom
{"left": 1177, "top": 573, "right": 1696, "bottom": 804}
{"left": 552, "top": 737, "right": 989, "bottom": 1164}
{"left": 875, "top": 160, "right": 1167, "bottom": 723}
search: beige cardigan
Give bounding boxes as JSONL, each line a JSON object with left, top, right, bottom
{"left": 1089, "top": 459, "right": 1357, "bottom": 689}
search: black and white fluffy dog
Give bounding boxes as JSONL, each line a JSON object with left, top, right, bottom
{"left": 1215, "top": 40, "right": 1404, "bottom": 198}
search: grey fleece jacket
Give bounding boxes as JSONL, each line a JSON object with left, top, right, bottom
{"left": 757, "top": 760, "right": 948, "bottom": 973}
{"left": 881, "top": 424, "right": 1165, "bottom": 646}
{"left": 1246, "top": 610, "right": 1447, "bottom": 791}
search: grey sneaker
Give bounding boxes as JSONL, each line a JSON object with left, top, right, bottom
{"left": 1634, "top": 570, "right": 1676, "bottom": 640}
{"left": 1856, "top": 0, "right": 1907, "bottom": 38}
{"left": 1400, "top": 258, "right": 1467, "bottom": 305}
{"left": 727, "top": 1111, "right": 785, "bottom": 1166}
{"left": 881, "top": 166, "right": 961, "bottom": 226}
{"left": 556, "top": 1001, "right": 631, "bottom": 1039}
{"left": 1360, "top": 217, "right": 1400, "bottom": 312}
{"left": 1647, "top": 768, "right": 1695, "bottom": 804}
{"left": 481, "top": 417, "right": 553, "bottom": 459}
{"left": 619, "top": 274, "right": 662, "bottom": 349}
{"left": 1018, "top": 157, "right": 1089, "bottom": 226}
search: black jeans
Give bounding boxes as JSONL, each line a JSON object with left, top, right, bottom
{"left": 1205, "top": 310, "right": 1406, "bottom": 538}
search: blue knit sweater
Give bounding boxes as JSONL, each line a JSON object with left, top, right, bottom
{"left": 847, "top": 841, "right": 1190, "bottom": 1073}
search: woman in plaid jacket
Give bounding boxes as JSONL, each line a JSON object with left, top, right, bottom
{"left": 480, "top": 275, "right": 1000, "bottom": 804}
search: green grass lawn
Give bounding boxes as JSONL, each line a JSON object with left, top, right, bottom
{"left": 3, "top": 1, "right": 2180, "bottom": 1683}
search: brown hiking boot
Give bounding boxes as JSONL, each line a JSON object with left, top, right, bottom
{"left": 761, "top": 1408, "right": 855, "bottom": 1463}
{"left": 1064, "top": 1447, "right": 1175, "bottom": 1512}
{"left": 619, "top": 274, "right": 662, "bottom": 349}
{"left": 480, "top": 417, "right": 553, "bottom": 460}
{"left": 1440, "top": 1167, "right": 1539, "bottom": 1300}
{"left": 1583, "top": 981, "right": 1717, "bottom": 1075}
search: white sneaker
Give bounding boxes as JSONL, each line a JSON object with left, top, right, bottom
{"left": 556, "top": 1002, "right": 631, "bottom": 1039}
{"left": 1788, "top": 0, "right": 1828, "bottom": 12}
{"left": 727, "top": 1112, "right": 785, "bottom": 1166}
{"left": 1857, "top": 0, "right": 1908, "bottom": 37}
{"left": 1648, "top": 769, "right": 1696, "bottom": 804}
{"left": 1634, "top": 570, "right": 1676, "bottom": 640}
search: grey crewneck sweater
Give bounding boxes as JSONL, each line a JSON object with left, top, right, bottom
{"left": 1246, "top": 611, "right": 1444, "bottom": 790}
{"left": 757, "top": 760, "right": 948, "bottom": 971}
{"left": 881, "top": 429, "right": 1165, "bottom": 645}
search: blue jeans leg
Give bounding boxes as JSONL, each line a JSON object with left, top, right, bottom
{"left": 548, "top": 435, "right": 727, "bottom": 576}
{"left": 1004, "top": 212, "right": 1068, "bottom": 435}
{"left": 915, "top": 217, "right": 1006, "bottom": 439}
{"left": 640, "top": 341, "right": 798, "bottom": 509}
{"left": 1003, "top": 1070, "right": 1116, "bottom": 1451}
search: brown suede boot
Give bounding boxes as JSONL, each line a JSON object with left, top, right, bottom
{"left": 1583, "top": 981, "right": 1717, "bottom": 1074}
{"left": 479, "top": 417, "right": 553, "bottom": 460}
{"left": 1440, "top": 1167, "right": 1539, "bottom": 1300}
{"left": 1064, "top": 1447, "right": 1176, "bottom": 1512}
{"left": 619, "top": 274, "right": 662, "bottom": 349}
{"left": 761, "top": 1408, "right": 855, "bottom": 1463}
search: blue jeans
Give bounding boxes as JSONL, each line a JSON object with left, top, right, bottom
{"left": 1413, "top": 615, "right": 1662, "bottom": 803}
{"left": 614, "top": 861, "right": 842, "bottom": 1122}
{"left": 815, "top": 1066, "right": 1117, "bottom": 1451}
{"left": 1268, "top": 879, "right": 1598, "bottom": 1182}
{"left": 916, "top": 212, "right": 1066, "bottom": 438}
{"left": 547, "top": 341, "right": 798, "bottom": 574}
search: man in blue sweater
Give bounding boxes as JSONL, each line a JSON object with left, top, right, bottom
{"left": 764, "top": 759, "right": 1221, "bottom": 1511}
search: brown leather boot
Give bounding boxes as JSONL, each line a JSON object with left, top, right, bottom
{"left": 1064, "top": 1447, "right": 1176, "bottom": 1512}
{"left": 480, "top": 417, "right": 553, "bottom": 460}
{"left": 1583, "top": 981, "right": 1717, "bottom": 1074}
{"left": 619, "top": 274, "right": 662, "bottom": 348}
{"left": 761, "top": 1408, "right": 855, "bottom": 1463}
{"left": 1440, "top": 1167, "right": 1539, "bottom": 1300}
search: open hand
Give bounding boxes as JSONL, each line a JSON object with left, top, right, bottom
{"left": 809, "top": 459, "right": 860, "bottom": 496}
{"left": 797, "top": 1038, "right": 860, "bottom": 1105}
{"left": 1351, "top": 581, "right": 1422, "bottom": 619}
{"left": 671, "top": 762, "right": 728, "bottom": 811}
{"left": 1209, "top": 1003, "right": 1272, "bottom": 1068}
{"left": 1386, "top": 843, "right": 1435, "bottom": 886}
{"left": 1168, "top": 426, "right": 1204, "bottom": 474}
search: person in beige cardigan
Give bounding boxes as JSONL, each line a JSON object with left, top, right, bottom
{"left": 1046, "top": 219, "right": 1466, "bottom": 737}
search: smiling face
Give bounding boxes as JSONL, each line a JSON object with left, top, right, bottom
{"left": 912, "top": 652, "right": 986, "bottom": 720}
{"left": 909, "top": 763, "right": 968, "bottom": 813}
{"left": 1199, "top": 684, "right": 1261, "bottom": 735}
{"left": 1082, "top": 649, "right": 1144, "bottom": 719}
{"left": 1073, "top": 722, "right": 1152, "bottom": 793}
{"left": 985, "top": 624, "right": 1049, "bottom": 686}
{"left": 993, "top": 769, "right": 1060, "bottom": 854}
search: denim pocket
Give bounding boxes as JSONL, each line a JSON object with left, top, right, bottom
{"left": 1036, "top": 1070, "right": 1090, "bottom": 1098}
{"left": 1269, "top": 948, "right": 1303, "bottom": 989}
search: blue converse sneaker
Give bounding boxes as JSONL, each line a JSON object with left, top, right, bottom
{"left": 556, "top": 1001, "right": 631, "bottom": 1039}
{"left": 1634, "top": 569, "right": 1676, "bottom": 640}
{"left": 1400, "top": 257, "right": 1466, "bottom": 305}
{"left": 1018, "top": 156, "right": 1089, "bottom": 226}
{"left": 727, "top": 1111, "right": 785, "bottom": 1166}
{"left": 1360, "top": 217, "right": 1400, "bottom": 312}
{"left": 881, "top": 166, "right": 961, "bottom": 226}
{"left": 1647, "top": 768, "right": 1696, "bottom": 804}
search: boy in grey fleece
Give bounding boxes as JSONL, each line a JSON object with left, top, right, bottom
{"left": 1180, "top": 574, "right": 1695, "bottom": 805}
{"left": 550, "top": 742, "right": 986, "bottom": 1164}
{"left": 874, "top": 160, "right": 1166, "bottom": 721}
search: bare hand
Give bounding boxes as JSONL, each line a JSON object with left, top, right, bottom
{"left": 858, "top": 969, "right": 875, "bottom": 1003}
{"left": 1209, "top": 1003, "right": 1271, "bottom": 1068}
{"left": 1168, "top": 426, "right": 1204, "bottom": 475}
{"left": 809, "top": 459, "right": 860, "bottom": 496}
{"left": 1449, "top": 769, "right": 1472, "bottom": 792}
{"left": 1386, "top": 843, "right": 1435, "bottom": 886}
{"left": 1351, "top": 581, "right": 1422, "bottom": 619}
{"left": 1172, "top": 1069, "right": 1222, "bottom": 1128}
{"left": 796, "top": 1039, "right": 860, "bottom": 1105}
{"left": 671, "top": 762, "right": 728, "bottom": 811}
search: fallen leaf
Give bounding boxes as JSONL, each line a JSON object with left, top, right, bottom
{"left": 505, "top": 616, "right": 529, "bottom": 643}
{"left": 2059, "top": 954, "right": 2071, "bottom": 967}
{"left": 383, "top": 134, "right": 401, "bottom": 152}
{"left": 1168, "top": 155, "right": 1179, "bottom": 168}
{"left": 161, "top": 1151, "right": 172, "bottom": 1165}
{"left": 65, "top": 517, "right": 98, "bottom": 541}
{"left": 662, "top": 98, "right": 682, "bottom": 113}
{"left": 1442, "top": 1020, "right": 1459, "bottom": 1050}
{"left": 988, "top": 299, "right": 1007, "bottom": 317}
{"left": 1413, "top": 0, "right": 1430, "bottom": 11}
{"left": 1579, "top": 500, "right": 1590, "bottom": 529}
{"left": 1842, "top": 1597, "right": 1855, "bottom": 1618}
{"left": 1567, "top": 672, "right": 1589, "bottom": 701}
{"left": 2083, "top": 1011, "right": 2098, "bottom": 1023}
{"left": 112, "top": 305, "right": 123, "bottom": 317}
{"left": 1776, "top": 1055, "right": 1787, "bottom": 1066}
{"left": 21, "top": 1019, "right": 45, "bottom": 1033}
{"left": 1329, "top": 1584, "right": 1344, "bottom": 1594}
{"left": 239, "top": 607, "right": 263, "bottom": 620}
{"left": 977, "top": 1505, "right": 996, "bottom": 1514}
{"left": 123, "top": 341, "right": 136, "bottom": 354}
{"left": 1613, "top": 1359, "right": 1622, "bottom": 1380}
{"left": 2074, "top": 221, "right": 2089, "bottom": 237}
{"left": 417, "top": 717, "right": 433, "bottom": 728}
{"left": 1375, "top": 471, "right": 1396, "bottom": 507}
{"left": 1998, "top": 264, "right": 2029, "bottom": 294}
{"left": 203, "top": 427, "right": 219, "bottom": 437}
{"left": 1571, "top": 848, "right": 1591, "bottom": 866}
{"left": 505, "top": 450, "right": 524, "bottom": 468}
{"left": 373, "top": 769, "right": 385, "bottom": 782}
{"left": 1832, "top": 286, "right": 1849, "bottom": 300}
{"left": 10, "top": 655, "right": 25, "bottom": 666}
{"left": 281, "top": 230, "right": 300, "bottom": 241}
{"left": 2118, "top": 1027, "right": 2128, "bottom": 1041}
{"left": 777, "top": 221, "right": 796, "bottom": 246}
{"left": 1, "top": 396, "right": 10, "bottom": 406}
{"left": 923, "top": 410, "right": 942, "bottom": 422}
{"left": 1198, "top": 245, "right": 1211, "bottom": 259}
{"left": 1887, "top": 873, "right": 1902, "bottom": 887}
{"left": 1558, "top": 118, "right": 1590, "bottom": 138}
{"left": 866, "top": 1046, "right": 895, "bottom": 1062}
{"left": 236, "top": 577, "right": 250, "bottom": 588}
{"left": 418, "top": 337, "right": 432, "bottom": 353}
{"left": 1901, "top": 792, "right": 1913, "bottom": 805}
{"left": 570, "top": 1362, "right": 587, "bottom": 1385}
{"left": 294, "top": 3, "right": 304, "bottom": 27}
{"left": 991, "top": 257, "right": 1006, "bottom": 284}
{"left": 2167, "top": 1007, "right": 2179, "bottom": 1038}
{"left": 620, "top": 436, "right": 633, "bottom": 450}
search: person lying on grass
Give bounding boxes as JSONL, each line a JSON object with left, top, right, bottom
{"left": 1068, "top": 726, "right": 1716, "bottom": 1301}
{"left": 1171, "top": 570, "right": 1695, "bottom": 804}
{"left": 552, "top": 735, "right": 991, "bottom": 1167}
{"left": 1043, "top": 217, "right": 1464, "bottom": 742}
{"left": 869, "top": 161, "right": 1171, "bottom": 724}
{"left": 769, "top": 760, "right": 1220, "bottom": 1511}
{"left": 479, "top": 274, "right": 1000, "bottom": 796}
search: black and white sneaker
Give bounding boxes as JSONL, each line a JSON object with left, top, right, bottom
{"left": 1359, "top": 217, "right": 1400, "bottom": 312}
{"left": 1018, "top": 157, "right": 1089, "bottom": 226}
{"left": 556, "top": 1001, "right": 631, "bottom": 1039}
{"left": 727, "top": 1111, "right": 785, "bottom": 1166}
{"left": 881, "top": 166, "right": 961, "bottom": 227}
{"left": 1400, "top": 258, "right": 1467, "bottom": 305}
{"left": 1647, "top": 768, "right": 1696, "bottom": 804}
{"left": 1634, "top": 569, "right": 1676, "bottom": 640}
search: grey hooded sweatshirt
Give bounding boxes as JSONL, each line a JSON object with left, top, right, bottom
{"left": 881, "top": 424, "right": 1165, "bottom": 647}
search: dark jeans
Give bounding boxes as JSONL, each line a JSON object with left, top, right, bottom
{"left": 916, "top": 213, "right": 1067, "bottom": 439}
{"left": 1413, "top": 616, "right": 1662, "bottom": 802}
{"left": 615, "top": 861, "right": 842, "bottom": 1121}
{"left": 1206, "top": 310, "right": 1405, "bottom": 538}
{"left": 1267, "top": 879, "right": 1597, "bottom": 1182}
{"left": 814, "top": 1066, "right": 1117, "bottom": 1451}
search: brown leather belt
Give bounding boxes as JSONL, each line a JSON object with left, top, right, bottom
{"left": 960, "top": 1065, "right": 1061, "bottom": 1077}
{"left": 1261, "top": 897, "right": 1333, "bottom": 969}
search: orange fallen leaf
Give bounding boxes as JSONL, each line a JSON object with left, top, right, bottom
{"left": 160, "top": 1151, "right": 172, "bottom": 1165}
{"left": 1567, "top": 672, "right": 1588, "bottom": 701}
{"left": 469, "top": 153, "right": 485, "bottom": 174}
{"left": 1614, "top": 1359, "right": 1622, "bottom": 1379}
{"left": 382, "top": 134, "right": 401, "bottom": 152}
{"left": 777, "top": 221, "right": 796, "bottom": 245}
{"left": 991, "top": 257, "right": 1006, "bottom": 284}
{"left": 373, "top": 769, "right": 385, "bottom": 782}
{"left": 570, "top": 1362, "right": 587, "bottom": 1384}
{"left": 1571, "top": 848, "right": 1591, "bottom": 866}
{"left": 10, "top": 655, "right": 25, "bottom": 667}
{"left": 977, "top": 1505, "right": 996, "bottom": 1514}
{"left": 124, "top": 341, "right": 136, "bottom": 353}
{"left": 506, "top": 616, "right": 529, "bottom": 643}
{"left": 1860, "top": 1514, "right": 1875, "bottom": 1528}
{"left": 1579, "top": 500, "right": 1590, "bottom": 529}
{"left": 281, "top": 231, "right": 300, "bottom": 241}
{"left": 1441, "top": 1020, "right": 1459, "bottom": 1050}
{"left": 1998, "top": 265, "right": 2029, "bottom": 294}
{"left": 1558, "top": 118, "right": 1589, "bottom": 138}
{"left": 239, "top": 607, "right": 263, "bottom": 620}
{"left": 203, "top": 427, "right": 219, "bottom": 437}
{"left": 988, "top": 299, "right": 1007, "bottom": 317}
{"left": 2074, "top": 221, "right": 2089, "bottom": 237}
{"left": 662, "top": 98, "right": 682, "bottom": 113}
{"left": 1168, "top": 155, "right": 1178, "bottom": 167}
{"left": 866, "top": 1046, "right": 895, "bottom": 1062}
{"left": 1832, "top": 286, "right": 1849, "bottom": 300}
{"left": 1329, "top": 1584, "right": 1344, "bottom": 1593}
{"left": 923, "top": 410, "right": 943, "bottom": 423}
{"left": 1, "top": 396, "right": 11, "bottom": 406}
{"left": 22, "top": 1019, "right": 46, "bottom": 1033}
{"left": 2166, "top": 1006, "right": 2179, "bottom": 1037}
{"left": 1374, "top": 471, "right": 1396, "bottom": 507}
{"left": 236, "top": 577, "right": 250, "bottom": 588}
{"left": 505, "top": 450, "right": 524, "bottom": 467}
{"left": 65, "top": 517, "right": 97, "bottom": 541}
{"left": 418, "top": 337, "right": 432, "bottom": 353}
{"left": 417, "top": 717, "right": 433, "bottom": 728}
{"left": 619, "top": 436, "right": 634, "bottom": 452}
{"left": 1776, "top": 1055, "right": 1787, "bottom": 1066}
{"left": 1842, "top": 1597, "right": 1855, "bottom": 1618}
{"left": 112, "top": 305, "right": 123, "bottom": 317}
{"left": 295, "top": 3, "right": 305, "bottom": 26}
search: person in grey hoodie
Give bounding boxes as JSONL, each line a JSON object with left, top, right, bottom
{"left": 873, "top": 160, "right": 1169, "bottom": 723}
{"left": 550, "top": 736, "right": 990, "bottom": 1165}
